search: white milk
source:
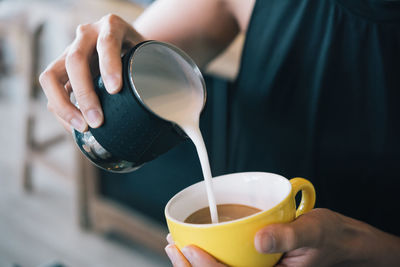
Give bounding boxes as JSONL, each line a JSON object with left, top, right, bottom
{"left": 134, "top": 74, "right": 219, "bottom": 223}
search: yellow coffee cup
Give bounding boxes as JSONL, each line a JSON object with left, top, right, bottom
{"left": 165, "top": 172, "right": 316, "bottom": 267}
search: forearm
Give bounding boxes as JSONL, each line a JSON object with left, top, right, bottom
{"left": 339, "top": 214, "right": 400, "bottom": 266}
{"left": 133, "top": 0, "right": 239, "bottom": 67}
{"left": 363, "top": 223, "right": 400, "bottom": 265}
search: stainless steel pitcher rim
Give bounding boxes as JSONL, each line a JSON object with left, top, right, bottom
{"left": 127, "top": 40, "right": 207, "bottom": 124}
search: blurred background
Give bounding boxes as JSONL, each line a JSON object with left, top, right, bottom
{"left": 0, "top": 0, "right": 243, "bottom": 266}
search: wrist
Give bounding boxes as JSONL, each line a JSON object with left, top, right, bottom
{"left": 339, "top": 215, "right": 400, "bottom": 266}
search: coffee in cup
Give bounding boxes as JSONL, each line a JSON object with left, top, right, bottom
{"left": 184, "top": 204, "right": 261, "bottom": 224}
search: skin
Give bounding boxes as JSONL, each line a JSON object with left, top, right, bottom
{"left": 39, "top": 0, "right": 400, "bottom": 266}
{"left": 39, "top": 0, "right": 251, "bottom": 133}
{"left": 166, "top": 209, "right": 400, "bottom": 267}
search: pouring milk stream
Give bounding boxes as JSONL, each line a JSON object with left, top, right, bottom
{"left": 135, "top": 73, "right": 219, "bottom": 223}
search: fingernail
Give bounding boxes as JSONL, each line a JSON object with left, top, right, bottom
{"left": 165, "top": 244, "right": 179, "bottom": 265}
{"left": 256, "top": 232, "right": 275, "bottom": 253}
{"left": 105, "top": 74, "right": 121, "bottom": 93}
{"left": 86, "top": 109, "right": 103, "bottom": 128}
{"left": 70, "top": 117, "right": 87, "bottom": 132}
{"left": 181, "top": 246, "right": 193, "bottom": 261}
{"left": 166, "top": 233, "right": 174, "bottom": 244}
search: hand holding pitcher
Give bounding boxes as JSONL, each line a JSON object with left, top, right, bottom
{"left": 39, "top": 14, "right": 144, "bottom": 133}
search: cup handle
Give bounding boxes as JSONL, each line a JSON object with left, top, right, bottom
{"left": 290, "top": 178, "right": 316, "bottom": 218}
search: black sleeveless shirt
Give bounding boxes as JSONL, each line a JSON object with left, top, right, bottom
{"left": 230, "top": 0, "right": 400, "bottom": 235}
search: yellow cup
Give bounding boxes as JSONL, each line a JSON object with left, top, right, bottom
{"left": 165, "top": 172, "right": 316, "bottom": 267}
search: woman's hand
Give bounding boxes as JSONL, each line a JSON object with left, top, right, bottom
{"left": 165, "top": 208, "right": 400, "bottom": 266}
{"left": 39, "top": 14, "right": 144, "bottom": 133}
{"left": 165, "top": 234, "right": 226, "bottom": 267}
{"left": 39, "top": 0, "right": 242, "bottom": 133}
{"left": 254, "top": 208, "right": 400, "bottom": 266}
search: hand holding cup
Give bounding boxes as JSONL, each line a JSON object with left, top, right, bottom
{"left": 165, "top": 172, "right": 316, "bottom": 267}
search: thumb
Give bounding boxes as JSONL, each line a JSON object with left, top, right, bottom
{"left": 254, "top": 214, "right": 321, "bottom": 253}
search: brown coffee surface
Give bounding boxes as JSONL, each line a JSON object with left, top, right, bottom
{"left": 184, "top": 204, "right": 261, "bottom": 224}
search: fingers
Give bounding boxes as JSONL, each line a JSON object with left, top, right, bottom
{"left": 54, "top": 112, "right": 74, "bottom": 133}
{"left": 181, "top": 245, "right": 226, "bottom": 267}
{"left": 254, "top": 212, "right": 322, "bottom": 254}
{"left": 41, "top": 61, "right": 88, "bottom": 133}
{"left": 164, "top": 234, "right": 225, "bottom": 267}
{"left": 40, "top": 13, "right": 144, "bottom": 132}
{"left": 95, "top": 14, "right": 144, "bottom": 94}
{"left": 165, "top": 244, "right": 191, "bottom": 267}
{"left": 65, "top": 23, "right": 103, "bottom": 129}
{"left": 96, "top": 14, "right": 126, "bottom": 94}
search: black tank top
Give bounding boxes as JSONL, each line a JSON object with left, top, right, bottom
{"left": 231, "top": 0, "right": 400, "bottom": 235}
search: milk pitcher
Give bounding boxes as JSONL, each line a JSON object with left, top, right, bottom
{"left": 73, "top": 41, "right": 206, "bottom": 173}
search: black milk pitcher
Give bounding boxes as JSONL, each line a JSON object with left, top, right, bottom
{"left": 73, "top": 41, "right": 206, "bottom": 173}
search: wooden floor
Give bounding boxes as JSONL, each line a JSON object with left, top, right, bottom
{"left": 0, "top": 101, "right": 169, "bottom": 267}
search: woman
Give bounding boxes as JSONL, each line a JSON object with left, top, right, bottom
{"left": 40, "top": 0, "right": 400, "bottom": 265}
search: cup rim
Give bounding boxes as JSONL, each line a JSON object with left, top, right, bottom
{"left": 164, "top": 172, "right": 292, "bottom": 228}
